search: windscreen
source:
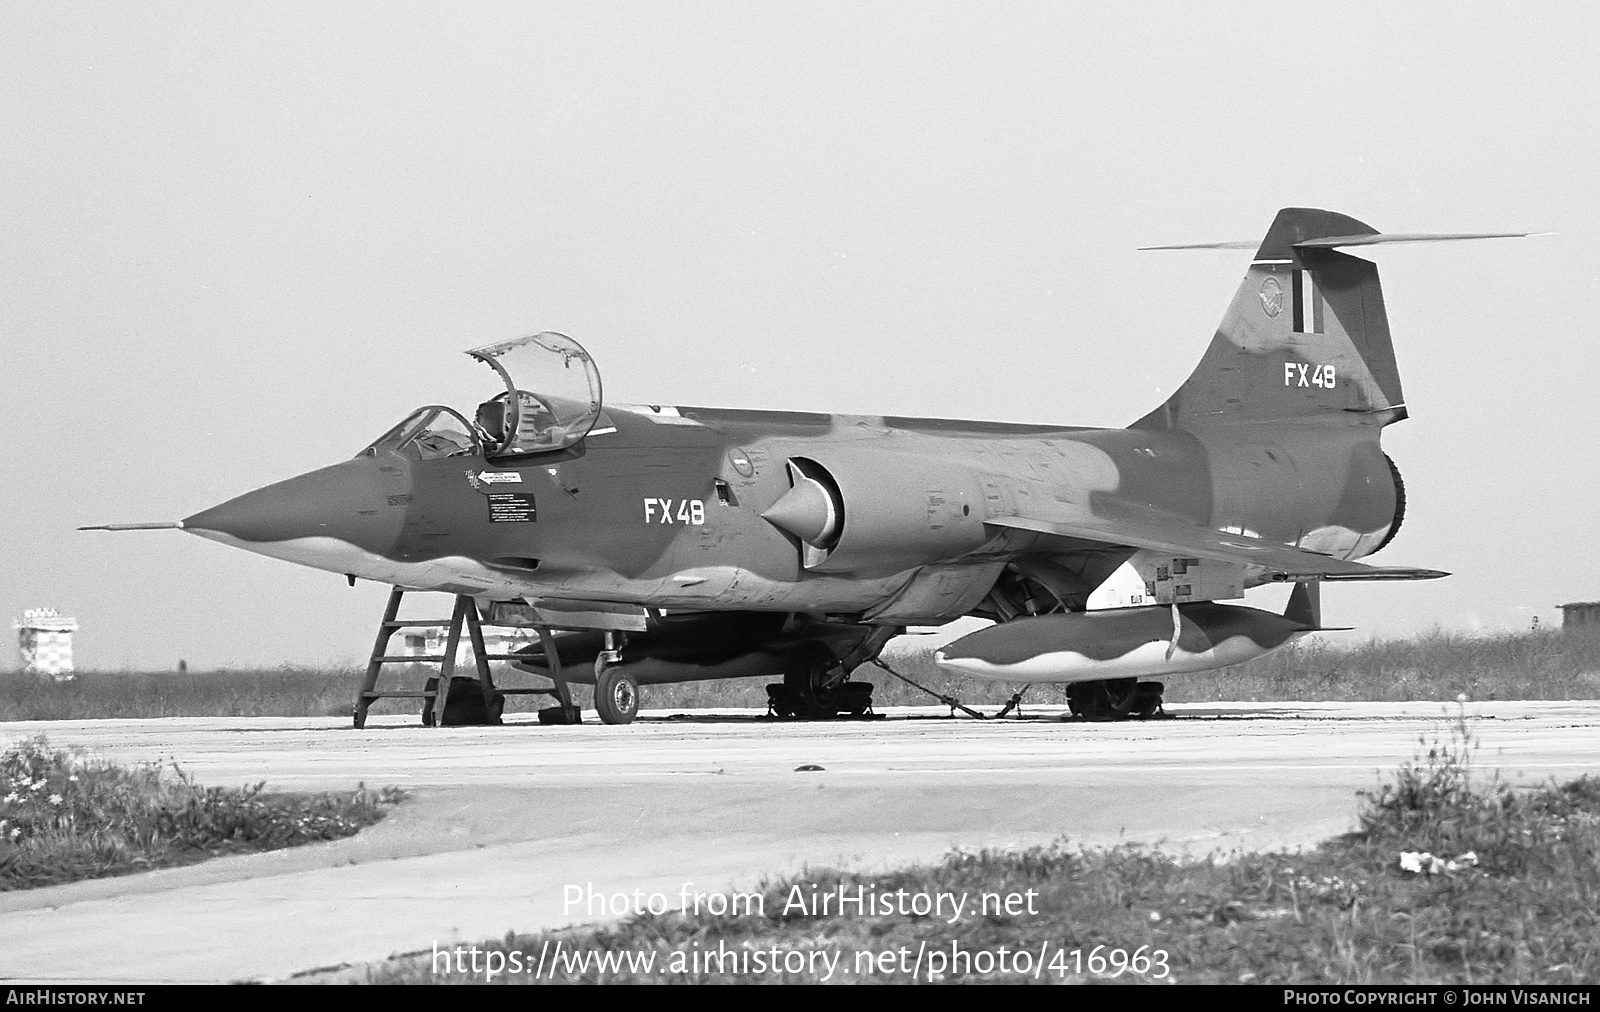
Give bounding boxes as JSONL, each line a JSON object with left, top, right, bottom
{"left": 360, "top": 406, "right": 479, "bottom": 459}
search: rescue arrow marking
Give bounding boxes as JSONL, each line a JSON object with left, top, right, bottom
{"left": 477, "top": 471, "right": 523, "bottom": 484}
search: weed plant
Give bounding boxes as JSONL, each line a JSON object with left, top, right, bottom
{"left": 358, "top": 715, "right": 1599, "bottom": 985}
{"left": 0, "top": 737, "right": 402, "bottom": 890}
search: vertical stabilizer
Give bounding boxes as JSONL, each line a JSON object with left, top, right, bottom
{"left": 1284, "top": 581, "right": 1322, "bottom": 629}
{"left": 1134, "top": 208, "right": 1406, "bottom": 431}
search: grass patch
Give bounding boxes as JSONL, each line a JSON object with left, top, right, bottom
{"left": 1162, "top": 628, "right": 1600, "bottom": 705}
{"left": 355, "top": 714, "right": 1599, "bottom": 984}
{"left": 4, "top": 629, "right": 1596, "bottom": 722}
{"left": 0, "top": 667, "right": 368, "bottom": 721}
{"left": 0, "top": 736, "right": 403, "bottom": 890}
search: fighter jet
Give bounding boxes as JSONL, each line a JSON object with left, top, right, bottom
{"left": 87, "top": 208, "right": 1528, "bottom": 725}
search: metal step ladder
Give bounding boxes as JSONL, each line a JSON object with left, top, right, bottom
{"left": 353, "top": 587, "right": 576, "bottom": 728}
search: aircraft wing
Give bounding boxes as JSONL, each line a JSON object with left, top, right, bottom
{"left": 985, "top": 513, "right": 1447, "bottom": 582}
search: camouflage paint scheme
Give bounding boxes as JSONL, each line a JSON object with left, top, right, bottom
{"left": 145, "top": 209, "right": 1480, "bottom": 714}
{"left": 935, "top": 601, "right": 1316, "bottom": 684}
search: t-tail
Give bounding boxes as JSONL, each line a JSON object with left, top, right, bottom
{"left": 1133, "top": 207, "right": 1531, "bottom": 432}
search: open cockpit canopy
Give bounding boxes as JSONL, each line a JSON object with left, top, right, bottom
{"left": 467, "top": 332, "right": 603, "bottom": 457}
{"left": 360, "top": 332, "right": 604, "bottom": 460}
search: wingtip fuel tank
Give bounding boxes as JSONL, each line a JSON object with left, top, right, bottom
{"left": 934, "top": 602, "right": 1318, "bottom": 684}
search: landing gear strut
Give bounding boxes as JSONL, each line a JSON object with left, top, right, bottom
{"left": 1066, "top": 679, "right": 1164, "bottom": 721}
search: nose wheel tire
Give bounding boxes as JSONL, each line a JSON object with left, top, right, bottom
{"left": 594, "top": 664, "right": 640, "bottom": 725}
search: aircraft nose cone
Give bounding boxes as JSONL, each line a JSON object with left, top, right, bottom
{"left": 183, "top": 458, "right": 404, "bottom": 553}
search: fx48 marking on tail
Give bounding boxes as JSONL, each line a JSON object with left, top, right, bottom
{"left": 1284, "top": 363, "right": 1336, "bottom": 388}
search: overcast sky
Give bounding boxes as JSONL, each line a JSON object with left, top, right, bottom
{"left": 3, "top": 3, "right": 1596, "bottom": 669}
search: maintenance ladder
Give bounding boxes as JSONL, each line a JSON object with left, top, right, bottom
{"left": 353, "top": 587, "right": 575, "bottom": 728}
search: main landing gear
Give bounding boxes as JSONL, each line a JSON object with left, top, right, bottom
{"left": 1065, "top": 679, "right": 1165, "bottom": 721}
{"left": 768, "top": 641, "right": 874, "bottom": 719}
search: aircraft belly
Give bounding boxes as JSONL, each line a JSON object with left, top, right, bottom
{"left": 184, "top": 532, "right": 526, "bottom": 596}
{"left": 616, "top": 652, "right": 788, "bottom": 685}
{"left": 512, "top": 653, "right": 788, "bottom": 687}
{"left": 863, "top": 560, "right": 1008, "bottom": 624}
{"left": 521, "top": 567, "right": 909, "bottom": 614}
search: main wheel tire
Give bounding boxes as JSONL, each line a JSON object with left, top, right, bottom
{"left": 1067, "top": 678, "right": 1140, "bottom": 720}
{"left": 594, "top": 665, "right": 640, "bottom": 725}
{"left": 1100, "top": 678, "right": 1138, "bottom": 719}
{"left": 783, "top": 642, "right": 846, "bottom": 720}
{"left": 1132, "top": 681, "right": 1164, "bottom": 719}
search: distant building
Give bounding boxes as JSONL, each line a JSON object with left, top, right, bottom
{"left": 14, "top": 608, "right": 79, "bottom": 680}
{"left": 1559, "top": 601, "right": 1600, "bottom": 632}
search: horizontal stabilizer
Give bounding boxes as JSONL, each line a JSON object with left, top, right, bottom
{"left": 985, "top": 514, "right": 1447, "bottom": 583}
{"left": 1295, "top": 231, "right": 1541, "bottom": 248}
{"left": 1142, "top": 231, "right": 1540, "bottom": 252}
{"left": 1139, "top": 240, "right": 1258, "bottom": 251}
{"left": 78, "top": 521, "right": 185, "bottom": 531}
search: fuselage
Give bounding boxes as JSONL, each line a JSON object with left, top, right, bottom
{"left": 182, "top": 400, "right": 1400, "bottom": 626}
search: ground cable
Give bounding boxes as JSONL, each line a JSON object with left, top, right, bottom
{"left": 867, "top": 658, "right": 989, "bottom": 719}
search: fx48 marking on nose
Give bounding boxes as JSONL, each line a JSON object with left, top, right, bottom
{"left": 1284, "top": 362, "right": 1336, "bottom": 388}
{"left": 644, "top": 498, "right": 706, "bottom": 525}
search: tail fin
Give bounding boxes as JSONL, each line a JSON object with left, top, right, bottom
{"left": 1133, "top": 208, "right": 1405, "bottom": 431}
{"left": 1283, "top": 580, "right": 1321, "bottom": 628}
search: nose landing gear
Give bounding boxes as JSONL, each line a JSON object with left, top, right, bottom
{"left": 594, "top": 661, "right": 640, "bottom": 724}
